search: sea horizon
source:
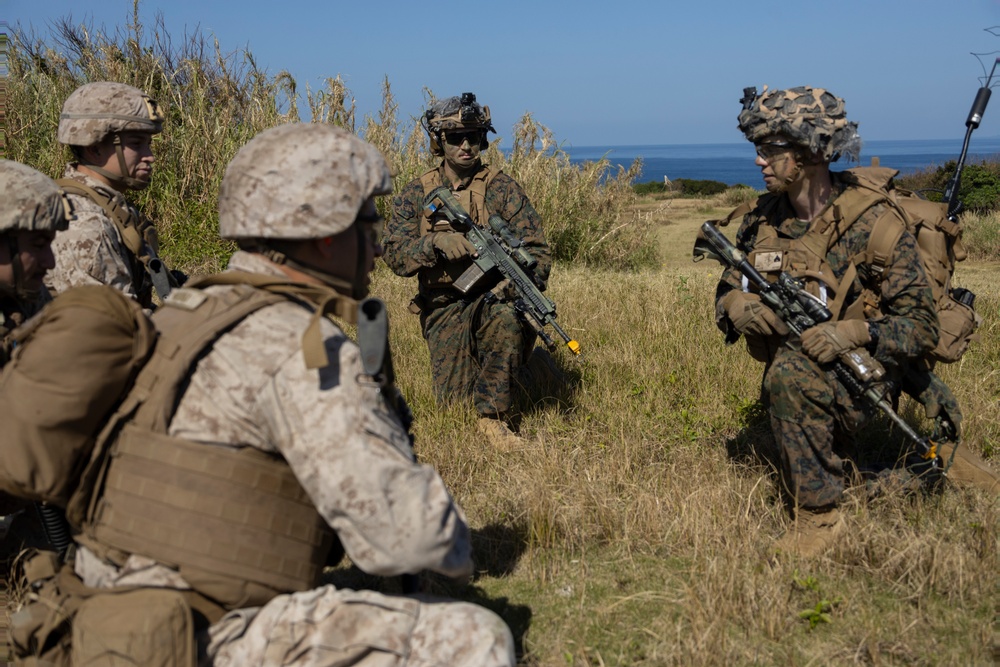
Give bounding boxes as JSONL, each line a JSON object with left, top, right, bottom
{"left": 562, "top": 137, "right": 1000, "bottom": 187}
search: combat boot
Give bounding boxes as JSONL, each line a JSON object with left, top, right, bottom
{"left": 939, "top": 442, "right": 1000, "bottom": 495}
{"left": 477, "top": 416, "right": 523, "bottom": 452}
{"left": 774, "top": 507, "right": 846, "bottom": 558}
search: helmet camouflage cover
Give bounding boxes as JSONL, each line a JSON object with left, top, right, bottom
{"left": 218, "top": 123, "right": 392, "bottom": 241}
{"left": 0, "top": 160, "right": 71, "bottom": 234}
{"left": 421, "top": 93, "right": 496, "bottom": 155}
{"left": 57, "top": 81, "right": 164, "bottom": 147}
{"left": 737, "top": 86, "right": 862, "bottom": 162}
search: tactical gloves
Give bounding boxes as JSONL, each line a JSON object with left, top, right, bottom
{"left": 432, "top": 233, "right": 476, "bottom": 261}
{"left": 720, "top": 291, "right": 789, "bottom": 337}
{"left": 800, "top": 320, "right": 870, "bottom": 364}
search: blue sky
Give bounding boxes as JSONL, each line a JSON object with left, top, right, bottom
{"left": 4, "top": 0, "right": 1000, "bottom": 147}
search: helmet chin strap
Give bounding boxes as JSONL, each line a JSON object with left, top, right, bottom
{"left": 257, "top": 238, "right": 367, "bottom": 301}
{"left": 83, "top": 134, "right": 149, "bottom": 191}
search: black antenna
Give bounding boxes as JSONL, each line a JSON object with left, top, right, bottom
{"left": 943, "top": 51, "right": 1000, "bottom": 221}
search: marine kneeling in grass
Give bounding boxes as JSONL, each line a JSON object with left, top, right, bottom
{"left": 711, "top": 85, "right": 998, "bottom": 558}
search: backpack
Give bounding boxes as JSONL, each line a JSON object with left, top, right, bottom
{"left": 0, "top": 274, "right": 357, "bottom": 514}
{"left": 847, "top": 167, "right": 981, "bottom": 364}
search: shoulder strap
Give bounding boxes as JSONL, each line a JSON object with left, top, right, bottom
{"left": 56, "top": 179, "right": 145, "bottom": 258}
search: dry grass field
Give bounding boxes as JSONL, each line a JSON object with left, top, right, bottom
{"left": 347, "top": 193, "right": 1000, "bottom": 667}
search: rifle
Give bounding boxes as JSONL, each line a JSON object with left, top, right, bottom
{"left": 694, "top": 221, "right": 951, "bottom": 472}
{"left": 422, "top": 186, "right": 582, "bottom": 358}
{"left": 357, "top": 297, "right": 419, "bottom": 593}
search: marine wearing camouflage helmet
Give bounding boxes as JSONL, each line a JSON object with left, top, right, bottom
{"left": 219, "top": 123, "right": 391, "bottom": 300}
{"left": 420, "top": 92, "right": 497, "bottom": 156}
{"left": 0, "top": 161, "right": 71, "bottom": 655}
{"left": 711, "top": 85, "right": 947, "bottom": 557}
{"left": 737, "top": 85, "right": 862, "bottom": 163}
{"left": 0, "top": 160, "right": 70, "bottom": 346}
{"left": 385, "top": 93, "right": 560, "bottom": 448}
{"left": 35, "top": 123, "right": 515, "bottom": 667}
{"left": 47, "top": 81, "right": 182, "bottom": 308}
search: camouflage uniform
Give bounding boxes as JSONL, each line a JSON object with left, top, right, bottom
{"left": 0, "top": 160, "right": 70, "bottom": 662}
{"left": 46, "top": 81, "right": 170, "bottom": 309}
{"left": 68, "top": 124, "right": 516, "bottom": 666}
{"left": 385, "top": 163, "right": 551, "bottom": 417}
{"left": 717, "top": 87, "right": 938, "bottom": 511}
{"left": 718, "top": 185, "right": 937, "bottom": 507}
{"left": 46, "top": 167, "right": 150, "bottom": 305}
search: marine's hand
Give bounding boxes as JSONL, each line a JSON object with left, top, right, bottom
{"left": 721, "top": 291, "right": 789, "bottom": 337}
{"left": 433, "top": 233, "right": 477, "bottom": 261}
{"left": 800, "top": 320, "right": 870, "bottom": 364}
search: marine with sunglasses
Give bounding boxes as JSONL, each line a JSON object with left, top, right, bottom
{"left": 383, "top": 93, "right": 559, "bottom": 447}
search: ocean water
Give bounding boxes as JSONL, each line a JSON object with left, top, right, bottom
{"left": 564, "top": 137, "right": 1000, "bottom": 187}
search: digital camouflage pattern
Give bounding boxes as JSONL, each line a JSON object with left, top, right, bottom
{"left": 0, "top": 160, "right": 70, "bottom": 234}
{"left": 383, "top": 164, "right": 551, "bottom": 417}
{"left": 46, "top": 167, "right": 149, "bottom": 305}
{"left": 0, "top": 160, "right": 65, "bottom": 359}
{"left": 57, "top": 82, "right": 163, "bottom": 147}
{"left": 218, "top": 124, "right": 392, "bottom": 240}
{"left": 717, "top": 175, "right": 938, "bottom": 509}
{"left": 75, "top": 251, "right": 515, "bottom": 666}
{"left": 738, "top": 86, "right": 862, "bottom": 162}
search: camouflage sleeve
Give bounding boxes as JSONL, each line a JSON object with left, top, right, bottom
{"left": 487, "top": 173, "right": 551, "bottom": 288}
{"left": 46, "top": 205, "right": 138, "bottom": 300}
{"left": 382, "top": 178, "right": 440, "bottom": 277}
{"left": 266, "top": 318, "right": 473, "bottom": 579}
{"left": 870, "top": 225, "right": 939, "bottom": 360}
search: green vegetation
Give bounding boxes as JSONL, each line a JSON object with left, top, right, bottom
{"left": 7, "top": 7, "right": 655, "bottom": 273}
{"left": 5, "top": 6, "right": 999, "bottom": 666}
{"left": 898, "top": 159, "right": 1000, "bottom": 212}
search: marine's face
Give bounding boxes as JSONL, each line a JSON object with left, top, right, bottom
{"left": 441, "top": 130, "right": 483, "bottom": 171}
{"left": 314, "top": 197, "right": 383, "bottom": 292}
{"left": 754, "top": 135, "right": 800, "bottom": 193}
{"left": 0, "top": 230, "right": 57, "bottom": 293}
{"left": 86, "top": 131, "right": 156, "bottom": 186}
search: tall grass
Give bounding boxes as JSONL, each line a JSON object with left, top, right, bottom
{"left": 7, "top": 6, "right": 655, "bottom": 273}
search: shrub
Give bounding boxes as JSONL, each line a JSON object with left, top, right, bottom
{"left": 633, "top": 180, "right": 668, "bottom": 195}
{"left": 897, "top": 159, "right": 1000, "bottom": 212}
{"left": 674, "top": 178, "right": 728, "bottom": 197}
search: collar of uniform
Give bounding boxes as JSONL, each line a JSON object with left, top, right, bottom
{"left": 63, "top": 164, "right": 129, "bottom": 206}
{"left": 437, "top": 161, "right": 490, "bottom": 191}
{"left": 226, "top": 249, "right": 291, "bottom": 278}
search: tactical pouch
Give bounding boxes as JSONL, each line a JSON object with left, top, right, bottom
{"left": 71, "top": 589, "right": 195, "bottom": 667}
{"left": 931, "top": 295, "right": 981, "bottom": 364}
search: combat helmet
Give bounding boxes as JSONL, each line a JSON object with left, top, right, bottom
{"left": 0, "top": 160, "right": 72, "bottom": 298}
{"left": 58, "top": 81, "right": 165, "bottom": 190}
{"left": 737, "top": 86, "right": 862, "bottom": 163}
{"left": 421, "top": 92, "right": 496, "bottom": 156}
{"left": 219, "top": 123, "right": 391, "bottom": 297}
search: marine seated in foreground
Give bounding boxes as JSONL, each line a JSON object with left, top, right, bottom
{"left": 7, "top": 124, "right": 515, "bottom": 666}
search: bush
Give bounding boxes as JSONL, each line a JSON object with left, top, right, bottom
{"left": 897, "top": 159, "right": 1000, "bottom": 212}
{"left": 674, "top": 178, "right": 728, "bottom": 197}
{"left": 633, "top": 180, "right": 668, "bottom": 195}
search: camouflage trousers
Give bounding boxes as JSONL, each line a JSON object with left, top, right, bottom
{"left": 765, "top": 346, "right": 870, "bottom": 510}
{"left": 206, "top": 586, "right": 516, "bottom": 667}
{"left": 421, "top": 295, "right": 534, "bottom": 416}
